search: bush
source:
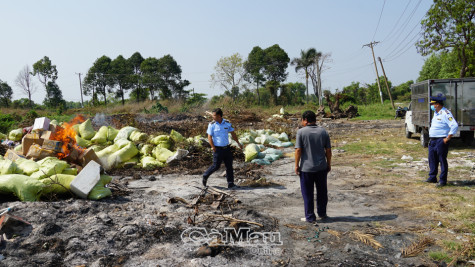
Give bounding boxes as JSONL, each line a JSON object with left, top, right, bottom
{"left": 0, "top": 114, "right": 20, "bottom": 134}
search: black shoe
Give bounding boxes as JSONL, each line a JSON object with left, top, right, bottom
{"left": 436, "top": 183, "right": 447, "bottom": 188}
{"left": 202, "top": 176, "right": 208, "bottom": 187}
{"left": 318, "top": 214, "right": 329, "bottom": 220}
{"left": 425, "top": 179, "right": 437, "bottom": 183}
{"left": 228, "top": 183, "right": 241, "bottom": 189}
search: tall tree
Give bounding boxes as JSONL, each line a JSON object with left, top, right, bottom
{"left": 32, "top": 56, "right": 58, "bottom": 87}
{"left": 263, "top": 44, "right": 290, "bottom": 105}
{"left": 0, "top": 80, "right": 13, "bottom": 107}
{"left": 157, "top": 55, "right": 189, "bottom": 100}
{"left": 110, "top": 55, "right": 133, "bottom": 105}
{"left": 43, "top": 81, "right": 66, "bottom": 109}
{"left": 309, "top": 52, "right": 332, "bottom": 105}
{"left": 83, "top": 56, "right": 113, "bottom": 106}
{"left": 291, "top": 48, "right": 319, "bottom": 104}
{"left": 15, "top": 65, "right": 37, "bottom": 108}
{"left": 244, "top": 46, "right": 266, "bottom": 105}
{"left": 128, "top": 52, "right": 144, "bottom": 102}
{"left": 141, "top": 57, "right": 161, "bottom": 100}
{"left": 418, "top": 51, "right": 460, "bottom": 81}
{"left": 210, "top": 53, "right": 247, "bottom": 102}
{"left": 417, "top": 0, "right": 475, "bottom": 77}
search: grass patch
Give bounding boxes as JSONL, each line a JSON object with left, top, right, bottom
{"left": 428, "top": 251, "right": 452, "bottom": 262}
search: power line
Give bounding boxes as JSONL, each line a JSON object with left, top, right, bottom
{"left": 381, "top": 0, "right": 411, "bottom": 43}
{"left": 363, "top": 41, "right": 384, "bottom": 104}
{"left": 372, "top": 0, "right": 387, "bottom": 41}
{"left": 383, "top": 0, "right": 423, "bottom": 52}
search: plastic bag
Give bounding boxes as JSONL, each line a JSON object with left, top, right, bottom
{"left": 141, "top": 156, "right": 164, "bottom": 169}
{"left": 262, "top": 148, "right": 283, "bottom": 156}
{"left": 153, "top": 147, "right": 174, "bottom": 163}
{"left": 41, "top": 174, "right": 75, "bottom": 195}
{"left": 150, "top": 135, "right": 173, "bottom": 150}
{"left": 251, "top": 159, "right": 271, "bottom": 165}
{"left": 278, "top": 132, "right": 289, "bottom": 142}
{"left": 0, "top": 174, "right": 44, "bottom": 201}
{"left": 166, "top": 149, "right": 189, "bottom": 163}
{"left": 100, "top": 140, "right": 139, "bottom": 170}
{"left": 8, "top": 128, "right": 23, "bottom": 141}
{"left": 30, "top": 157, "right": 69, "bottom": 180}
{"left": 139, "top": 144, "right": 154, "bottom": 156}
{"left": 114, "top": 126, "right": 137, "bottom": 142}
{"left": 244, "top": 144, "right": 260, "bottom": 162}
{"left": 79, "top": 119, "right": 96, "bottom": 140}
{"left": 91, "top": 126, "right": 108, "bottom": 144}
{"left": 170, "top": 129, "right": 184, "bottom": 142}
{"left": 15, "top": 158, "right": 39, "bottom": 176}
{"left": 0, "top": 159, "right": 22, "bottom": 175}
{"left": 130, "top": 130, "right": 148, "bottom": 142}
{"left": 88, "top": 175, "right": 112, "bottom": 200}
{"left": 106, "top": 126, "right": 119, "bottom": 141}
{"left": 62, "top": 167, "right": 78, "bottom": 175}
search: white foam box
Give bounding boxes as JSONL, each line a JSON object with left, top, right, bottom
{"left": 70, "top": 160, "right": 101, "bottom": 199}
{"left": 32, "top": 117, "right": 51, "bottom": 131}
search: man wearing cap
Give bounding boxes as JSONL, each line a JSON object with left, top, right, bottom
{"left": 202, "top": 108, "right": 243, "bottom": 189}
{"left": 426, "top": 96, "right": 458, "bottom": 187}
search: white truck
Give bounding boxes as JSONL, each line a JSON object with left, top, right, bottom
{"left": 405, "top": 78, "right": 475, "bottom": 147}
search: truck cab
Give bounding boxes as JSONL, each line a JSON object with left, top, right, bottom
{"left": 405, "top": 78, "right": 475, "bottom": 147}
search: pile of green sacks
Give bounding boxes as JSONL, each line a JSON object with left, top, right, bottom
{"left": 71, "top": 119, "right": 198, "bottom": 171}
{"left": 239, "top": 129, "right": 292, "bottom": 165}
{"left": 0, "top": 156, "right": 112, "bottom": 201}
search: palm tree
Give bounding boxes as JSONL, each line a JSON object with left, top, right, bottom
{"left": 291, "top": 48, "right": 321, "bottom": 104}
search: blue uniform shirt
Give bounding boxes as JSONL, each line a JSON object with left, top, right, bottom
{"left": 429, "top": 107, "right": 458, "bottom": 137}
{"left": 207, "top": 119, "right": 234, "bottom": 146}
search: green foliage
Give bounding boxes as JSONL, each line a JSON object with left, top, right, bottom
{"left": 25, "top": 110, "right": 39, "bottom": 122}
{"left": 391, "top": 80, "right": 413, "bottom": 101}
{"left": 417, "top": 0, "right": 475, "bottom": 77}
{"left": 428, "top": 251, "right": 452, "bottom": 263}
{"left": 0, "top": 79, "right": 13, "bottom": 107}
{"left": 32, "top": 56, "right": 58, "bottom": 86}
{"left": 144, "top": 102, "right": 168, "bottom": 114}
{"left": 291, "top": 48, "right": 321, "bottom": 103}
{"left": 110, "top": 55, "right": 133, "bottom": 105}
{"left": 43, "top": 81, "right": 66, "bottom": 110}
{"left": 0, "top": 114, "right": 20, "bottom": 134}
{"left": 180, "top": 93, "right": 207, "bottom": 112}
{"left": 418, "top": 51, "right": 460, "bottom": 81}
{"left": 12, "top": 98, "right": 40, "bottom": 109}
{"left": 83, "top": 55, "right": 112, "bottom": 106}
{"left": 210, "top": 53, "right": 247, "bottom": 101}
{"left": 348, "top": 102, "right": 396, "bottom": 120}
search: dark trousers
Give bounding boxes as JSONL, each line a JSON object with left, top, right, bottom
{"left": 428, "top": 138, "right": 449, "bottom": 184}
{"left": 300, "top": 170, "right": 328, "bottom": 222}
{"left": 203, "top": 146, "right": 234, "bottom": 185}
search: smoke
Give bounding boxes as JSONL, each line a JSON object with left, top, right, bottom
{"left": 93, "top": 113, "right": 108, "bottom": 127}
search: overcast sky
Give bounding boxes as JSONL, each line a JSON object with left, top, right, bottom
{"left": 1, "top": 0, "right": 433, "bottom": 104}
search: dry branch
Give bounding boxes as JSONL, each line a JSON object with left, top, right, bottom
{"left": 401, "top": 237, "right": 434, "bottom": 258}
{"left": 350, "top": 230, "right": 383, "bottom": 250}
{"left": 203, "top": 214, "right": 263, "bottom": 227}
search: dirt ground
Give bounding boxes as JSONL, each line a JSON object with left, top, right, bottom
{"left": 0, "top": 114, "right": 474, "bottom": 267}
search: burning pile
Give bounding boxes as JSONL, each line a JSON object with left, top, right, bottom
{"left": 0, "top": 115, "right": 200, "bottom": 202}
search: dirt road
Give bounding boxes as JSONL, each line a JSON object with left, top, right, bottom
{"left": 0, "top": 119, "right": 473, "bottom": 266}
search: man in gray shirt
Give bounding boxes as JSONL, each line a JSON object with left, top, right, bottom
{"left": 295, "top": 110, "right": 332, "bottom": 222}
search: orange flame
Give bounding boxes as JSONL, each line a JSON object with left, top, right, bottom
{"left": 51, "top": 115, "right": 87, "bottom": 159}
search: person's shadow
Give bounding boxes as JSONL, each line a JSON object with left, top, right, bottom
{"left": 320, "top": 214, "right": 398, "bottom": 223}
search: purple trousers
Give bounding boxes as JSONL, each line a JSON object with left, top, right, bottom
{"left": 300, "top": 170, "right": 328, "bottom": 222}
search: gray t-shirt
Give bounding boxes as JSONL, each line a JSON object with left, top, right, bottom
{"left": 295, "top": 125, "right": 331, "bottom": 172}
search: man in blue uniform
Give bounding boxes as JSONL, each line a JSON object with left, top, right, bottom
{"left": 426, "top": 96, "right": 458, "bottom": 187}
{"left": 202, "top": 108, "right": 243, "bottom": 189}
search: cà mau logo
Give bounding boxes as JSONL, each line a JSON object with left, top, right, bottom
{"left": 181, "top": 227, "right": 283, "bottom": 247}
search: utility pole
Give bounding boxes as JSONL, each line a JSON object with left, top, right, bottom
{"left": 377, "top": 57, "right": 395, "bottom": 109}
{"left": 363, "top": 41, "right": 384, "bottom": 105}
{"left": 75, "top": 72, "right": 84, "bottom": 107}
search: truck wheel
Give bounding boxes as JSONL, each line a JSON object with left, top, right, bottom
{"left": 420, "top": 130, "right": 429, "bottom": 147}
{"left": 461, "top": 131, "right": 474, "bottom": 145}
{"left": 405, "top": 124, "right": 412, "bottom": 138}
